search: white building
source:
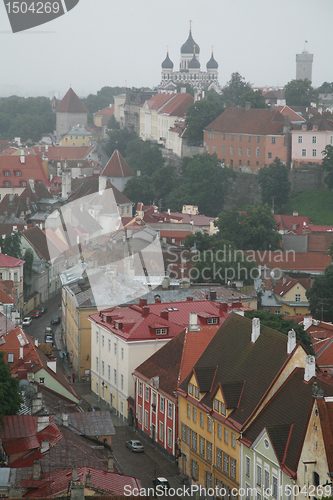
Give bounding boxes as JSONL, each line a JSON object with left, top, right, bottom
{"left": 291, "top": 116, "right": 333, "bottom": 166}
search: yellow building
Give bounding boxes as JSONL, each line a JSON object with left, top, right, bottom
{"left": 62, "top": 280, "right": 97, "bottom": 380}
{"left": 60, "top": 125, "right": 92, "bottom": 147}
{"left": 273, "top": 276, "right": 311, "bottom": 316}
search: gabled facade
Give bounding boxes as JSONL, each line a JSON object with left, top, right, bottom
{"left": 273, "top": 276, "right": 311, "bottom": 316}
{"left": 157, "top": 93, "right": 194, "bottom": 148}
{"left": 139, "top": 92, "right": 177, "bottom": 142}
{"left": 204, "top": 107, "right": 290, "bottom": 171}
{"left": 101, "top": 149, "right": 134, "bottom": 192}
{"left": 60, "top": 125, "right": 93, "bottom": 147}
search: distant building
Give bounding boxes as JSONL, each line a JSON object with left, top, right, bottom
{"left": 296, "top": 49, "right": 313, "bottom": 82}
{"left": 55, "top": 88, "right": 89, "bottom": 139}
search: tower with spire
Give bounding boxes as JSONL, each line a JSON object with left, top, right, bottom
{"left": 159, "top": 24, "right": 220, "bottom": 93}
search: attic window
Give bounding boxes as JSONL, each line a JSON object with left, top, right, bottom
{"left": 313, "top": 124, "right": 318, "bottom": 131}
{"left": 102, "top": 315, "right": 107, "bottom": 322}
{"left": 207, "top": 317, "right": 218, "bottom": 325}
{"left": 195, "top": 386, "right": 199, "bottom": 399}
{"left": 220, "top": 402, "right": 226, "bottom": 416}
{"left": 302, "top": 124, "right": 307, "bottom": 130}
{"left": 264, "top": 438, "right": 269, "bottom": 449}
{"left": 214, "top": 399, "right": 219, "bottom": 412}
{"left": 115, "top": 322, "right": 121, "bottom": 329}
{"left": 189, "top": 383, "right": 194, "bottom": 395}
{"left": 156, "top": 328, "right": 167, "bottom": 335}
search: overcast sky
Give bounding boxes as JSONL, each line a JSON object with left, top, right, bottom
{"left": 0, "top": 0, "right": 332, "bottom": 98}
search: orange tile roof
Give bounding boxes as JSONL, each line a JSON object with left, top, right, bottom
{"left": 0, "top": 253, "right": 25, "bottom": 268}
{"left": 206, "top": 107, "right": 285, "bottom": 135}
{"left": 101, "top": 150, "right": 134, "bottom": 178}
{"left": 158, "top": 93, "right": 194, "bottom": 117}
{"left": 55, "top": 88, "right": 89, "bottom": 114}
{"left": 0, "top": 154, "right": 49, "bottom": 188}
{"left": 33, "top": 145, "right": 94, "bottom": 161}
{"left": 275, "top": 105, "right": 306, "bottom": 122}
{"left": 144, "top": 92, "right": 176, "bottom": 110}
{"left": 95, "top": 105, "right": 115, "bottom": 116}
{"left": 247, "top": 251, "right": 331, "bottom": 273}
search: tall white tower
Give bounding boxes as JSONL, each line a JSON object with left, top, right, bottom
{"left": 296, "top": 47, "right": 313, "bottom": 82}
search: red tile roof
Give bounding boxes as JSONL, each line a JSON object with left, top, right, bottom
{"left": 273, "top": 276, "right": 310, "bottom": 297}
{"left": 0, "top": 154, "right": 49, "bottom": 188}
{"left": 206, "top": 107, "right": 286, "bottom": 135}
{"left": 55, "top": 88, "right": 89, "bottom": 114}
{"left": 95, "top": 105, "right": 115, "bottom": 116}
{"left": 101, "top": 150, "right": 134, "bottom": 178}
{"left": 275, "top": 105, "right": 306, "bottom": 122}
{"left": 33, "top": 145, "right": 94, "bottom": 161}
{"left": 144, "top": 93, "right": 176, "bottom": 110}
{"left": 0, "top": 253, "right": 24, "bottom": 268}
{"left": 246, "top": 251, "right": 331, "bottom": 273}
{"left": 158, "top": 93, "right": 194, "bottom": 117}
{"left": 274, "top": 214, "right": 312, "bottom": 235}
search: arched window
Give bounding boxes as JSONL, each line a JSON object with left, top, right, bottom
{"left": 313, "top": 472, "right": 320, "bottom": 487}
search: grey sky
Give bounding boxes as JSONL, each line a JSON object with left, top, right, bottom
{"left": 0, "top": 0, "right": 332, "bottom": 98}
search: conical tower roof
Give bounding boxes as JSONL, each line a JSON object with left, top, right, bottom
{"left": 55, "top": 88, "right": 89, "bottom": 113}
{"left": 101, "top": 150, "right": 134, "bottom": 178}
{"left": 181, "top": 29, "right": 200, "bottom": 54}
{"left": 162, "top": 52, "right": 174, "bottom": 69}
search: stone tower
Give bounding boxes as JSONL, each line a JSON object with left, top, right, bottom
{"left": 296, "top": 50, "right": 313, "bottom": 82}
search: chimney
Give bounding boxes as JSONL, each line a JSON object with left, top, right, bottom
{"left": 70, "top": 482, "right": 85, "bottom": 500}
{"left": 283, "top": 114, "right": 291, "bottom": 134}
{"left": 251, "top": 317, "right": 260, "bottom": 343}
{"left": 72, "top": 465, "right": 79, "bottom": 481}
{"left": 62, "top": 169, "right": 71, "bottom": 198}
{"left": 287, "top": 329, "right": 296, "bottom": 354}
{"left": 303, "top": 316, "right": 313, "bottom": 330}
{"left": 180, "top": 87, "right": 186, "bottom": 94}
{"left": 27, "top": 371, "right": 34, "bottom": 383}
{"left": 62, "top": 413, "right": 69, "bottom": 427}
{"left": 189, "top": 312, "right": 199, "bottom": 331}
{"left": 245, "top": 102, "right": 251, "bottom": 111}
{"left": 186, "top": 296, "right": 193, "bottom": 302}
{"left": 37, "top": 415, "right": 49, "bottom": 433}
{"left": 85, "top": 473, "right": 92, "bottom": 488}
{"left": 33, "top": 459, "right": 41, "bottom": 481}
{"left": 19, "top": 347, "right": 23, "bottom": 359}
{"left": 154, "top": 295, "right": 161, "bottom": 303}
{"left": 232, "top": 300, "right": 242, "bottom": 309}
{"left": 220, "top": 302, "right": 228, "bottom": 313}
{"left": 160, "top": 310, "right": 169, "bottom": 320}
{"left": 34, "top": 338, "right": 38, "bottom": 347}
{"left": 167, "top": 208, "right": 171, "bottom": 215}
{"left": 99, "top": 175, "right": 107, "bottom": 193}
{"left": 304, "top": 355, "right": 316, "bottom": 382}
{"left": 293, "top": 211, "right": 298, "bottom": 216}
{"left": 47, "top": 355, "right": 57, "bottom": 373}
{"left": 32, "top": 392, "right": 43, "bottom": 414}
{"left": 108, "top": 453, "right": 114, "bottom": 472}
{"left": 210, "top": 291, "right": 217, "bottom": 301}
{"left": 142, "top": 306, "right": 150, "bottom": 317}
{"left": 41, "top": 440, "right": 50, "bottom": 454}
{"left": 139, "top": 298, "right": 148, "bottom": 307}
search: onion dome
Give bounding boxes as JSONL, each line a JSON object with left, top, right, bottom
{"left": 181, "top": 30, "right": 200, "bottom": 54}
{"left": 206, "top": 52, "right": 218, "bottom": 69}
{"left": 188, "top": 53, "right": 200, "bottom": 69}
{"left": 162, "top": 52, "right": 174, "bottom": 69}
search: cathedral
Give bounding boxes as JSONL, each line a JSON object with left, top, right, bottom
{"left": 159, "top": 27, "right": 221, "bottom": 93}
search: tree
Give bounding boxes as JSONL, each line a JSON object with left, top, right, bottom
{"left": 152, "top": 165, "right": 178, "bottom": 201}
{"left": 244, "top": 310, "right": 314, "bottom": 354}
{"left": 125, "top": 139, "right": 165, "bottom": 177}
{"left": 103, "top": 128, "right": 136, "bottom": 158}
{"left": 306, "top": 266, "right": 333, "bottom": 322}
{"left": 222, "top": 72, "right": 252, "bottom": 106}
{"left": 185, "top": 91, "right": 224, "bottom": 143}
{"left": 284, "top": 79, "right": 316, "bottom": 107}
{"left": 107, "top": 115, "right": 120, "bottom": 130}
{"left": 322, "top": 145, "right": 333, "bottom": 189}
{"left": 258, "top": 158, "right": 291, "bottom": 212}
{"left": 0, "top": 232, "right": 22, "bottom": 259}
{"left": 239, "top": 89, "right": 267, "bottom": 109}
{"left": 0, "top": 351, "right": 23, "bottom": 420}
{"left": 82, "top": 86, "right": 127, "bottom": 114}
{"left": 317, "top": 82, "right": 333, "bottom": 94}
{"left": 123, "top": 175, "right": 155, "bottom": 206}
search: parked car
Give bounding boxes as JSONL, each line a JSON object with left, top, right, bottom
{"left": 51, "top": 316, "right": 61, "bottom": 325}
{"left": 126, "top": 440, "right": 144, "bottom": 452}
{"left": 88, "top": 406, "right": 102, "bottom": 412}
{"left": 45, "top": 327, "right": 53, "bottom": 334}
{"left": 40, "top": 306, "right": 48, "bottom": 314}
{"left": 22, "top": 317, "right": 32, "bottom": 326}
{"left": 32, "top": 310, "right": 42, "bottom": 318}
{"left": 152, "top": 478, "right": 170, "bottom": 492}
{"left": 45, "top": 334, "right": 53, "bottom": 345}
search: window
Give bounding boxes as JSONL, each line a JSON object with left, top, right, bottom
{"left": 271, "top": 136, "right": 276, "bottom": 144}
{"left": 139, "top": 380, "right": 142, "bottom": 396}
{"left": 8, "top": 353, "right": 14, "bottom": 363}
{"left": 295, "top": 294, "right": 301, "bottom": 302}
{"left": 160, "top": 396, "right": 164, "bottom": 412}
{"left": 200, "top": 413, "right": 204, "bottom": 427}
{"left": 159, "top": 421, "right": 164, "bottom": 441}
{"left": 268, "top": 152, "right": 272, "bottom": 159}
{"left": 189, "top": 383, "right": 194, "bottom": 395}
{"left": 167, "top": 427, "right": 172, "bottom": 447}
{"left": 238, "top": 147, "right": 242, "bottom": 155}
{"left": 206, "top": 471, "right": 212, "bottom": 489}
{"left": 223, "top": 453, "right": 229, "bottom": 474}
{"left": 207, "top": 441, "right": 212, "bottom": 461}
{"left": 195, "top": 386, "right": 199, "bottom": 398}
{"left": 246, "top": 456, "right": 251, "bottom": 477}
{"left": 312, "top": 149, "right": 317, "bottom": 157}
{"left": 193, "top": 407, "right": 197, "bottom": 422}
{"left": 214, "top": 399, "right": 219, "bottom": 412}
{"left": 222, "top": 145, "right": 226, "bottom": 152}
{"left": 186, "top": 427, "right": 191, "bottom": 445}
{"left": 192, "top": 431, "right": 197, "bottom": 451}
{"left": 217, "top": 448, "right": 222, "bottom": 468}
{"left": 39, "top": 377, "right": 45, "bottom": 384}
{"left": 168, "top": 401, "right": 172, "bottom": 418}
{"left": 247, "top": 147, "right": 250, "bottom": 156}
{"left": 96, "top": 331, "right": 99, "bottom": 343}
{"left": 257, "top": 465, "right": 262, "bottom": 486}
{"left": 207, "top": 416, "right": 212, "bottom": 432}
{"left": 138, "top": 405, "right": 142, "bottom": 424}
{"left": 187, "top": 404, "right": 191, "bottom": 418}
{"left": 15, "top": 170, "right": 21, "bottom": 176}
{"left": 272, "top": 476, "right": 278, "bottom": 498}
{"left": 224, "top": 428, "right": 229, "bottom": 443}
{"left": 21, "top": 181, "right": 26, "bottom": 187}
{"left": 257, "top": 136, "right": 260, "bottom": 143}
{"left": 121, "top": 347, "right": 124, "bottom": 360}
{"left": 222, "top": 133, "right": 226, "bottom": 140}
{"left": 331, "top": 136, "right": 333, "bottom": 144}
{"left": 264, "top": 470, "right": 270, "bottom": 490}
{"left": 145, "top": 386, "right": 149, "bottom": 402}
{"left": 257, "top": 494, "right": 261, "bottom": 500}
{"left": 231, "top": 134, "right": 234, "bottom": 141}
{"left": 239, "top": 135, "right": 242, "bottom": 141}
{"left": 213, "top": 145, "right": 216, "bottom": 153}
{"left": 4, "top": 171, "right": 10, "bottom": 177}
{"left": 312, "top": 136, "right": 317, "bottom": 144}
{"left": 199, "top": 436, "right": 205, "bottom": 456}
{"left": 218, "top": 424, "right": 222, "bottom": 439}
{"left": 256, "top": 147, "right": 260, "bottom": 157}
{"left": 298, "top": 136, "right": 303, "bottom": 143}
{"left": 114, "top": 343, "right": 117, "bottom": 355}
{"left": 145, "top": 410, "right": 148, "bottom": 429}
{"left": 108, "top": 365, "right": 111, "bottom": 381}
{"left": 245, "top": 483, "right": 251, "bottom": 500}
{"left": 230, "top": 146, "right": 234, "bottom": 155}
{"left": 102, "top": 361, "right": 104, "bottom": 376}
{"left": 121, "top": 374, "right": 124, "bottom": 390}
{"left": 232, "top": 432, "right": 236, "bottom": 448}
{"left": 156, "top": 328, "right": 167, "bottom": 335}
{"left": 114, "top": 369, "right": 117, "bottom": 384}
{"left": 108, "top": 339, "right": 111, "bottom": 351}
{"left": 248, "top": 135, "right": 251, "bottom": 143}
{"left": 96, "top": 356, "right": 99, "bottom": 371}
{"left": 4, "top": 182, "right": 10, "bottom": 187}
{"left": 220, "top": 402, "right": 226, "bottom": 415}
{"left": 181, "top": 423, "right": 186, "bottom": 441}
{"left": 102, "top": 335, "right": 104, "bottom": 347}
{"left": 191, "top": 459, "right": 198, "bottom": 480}
{"left": 302, "top": 149, "right": 306, "bottom": 156}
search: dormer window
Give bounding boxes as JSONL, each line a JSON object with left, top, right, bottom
{"left": 189, "top": 383, "right": 194, "bottom": 395}
{"left": 313, "top": 124, "right": 318, "bottom": 131}
{"left": 102, "top": 315, "right": 106, "bottom": 322}
{"left": 221, "top": 402, "right": 226, "bottom": 415}
{"left": 195, "top": 386, "right": 199, "bottom": 399}
{"left": 214, "top": 399, "right": 219, "bottom": 411}
{"left": 207, "top": 317, "right": 219, "bottom": 325}
{"left": 156, "top": 328, "right": 167, "bottom": 335}
{"left": 302, "top": 124, "right": 307, "bottom": 130}
{"left": 4, "top": 171, "right": 10, "bottom": 177}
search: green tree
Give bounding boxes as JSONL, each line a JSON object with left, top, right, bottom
{"left": 258, "top": 158, "right": 291, "bottom": 212}
{"left": 239, "top": 89, "right": 267, "bottom": 109}
{"left": 152, "top": 165, "right": 178, "bottom": 201}
{"left": 317, "top": 82, "right": 333, "bottom": 94}
{"left": 322, "top": 145, "right": 333, "bottom": 189}
{"left": 1, "top": 232, "right": 22, "bottom": 259}
{"left": 185, "top": 91, "right": 224, "bottom": 143}
{"left": 244, "top": 310, "right": 314, "bottom": 354}
{"left": 0, "top": 351, "right": 23, "bottom": 420}
{"left": 104, "top": 128, "right": 136, "bottom": 158}
{"left": 123, "top": 175, "right": 155, "bottom": 206}
{"left": 284, "top": 79, "right": 316, "bottom": 107}
{"left": 125, "top": 139, "right": 165, "bottom": 176}
{"left": 222, "top": 72, "right": 252, "bottom": 106}
{"left": 107, "top": 115, "right": 120, "bottom": 130}
{"left": 306, "top": 266, "right": 333, "bottom": 322}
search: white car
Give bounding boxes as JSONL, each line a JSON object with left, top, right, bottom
{"left": 22, "top": 317, "right": 32, "bottom": 326}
